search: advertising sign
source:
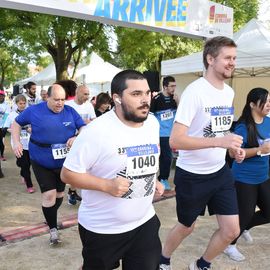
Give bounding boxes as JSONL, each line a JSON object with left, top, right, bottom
{"left": 0, "top": 0, "right": 233, "bottom": 38}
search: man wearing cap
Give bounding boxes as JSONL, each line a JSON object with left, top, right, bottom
{"left": 0, "top": 90, "right": 11, "bottom": 161}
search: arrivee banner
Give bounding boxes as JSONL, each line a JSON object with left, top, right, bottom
{"left": 0, "top": 0, "right": 233, "bottom": 38}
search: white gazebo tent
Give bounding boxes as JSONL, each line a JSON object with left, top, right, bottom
{"left": 161, "top": 19, "right": 270, "bottom": 117}
{"left": 16, "top": 52, "right": 121, "bottom": 97}
{"left": 76, "top": 52, "right": 122, "bottom": 96}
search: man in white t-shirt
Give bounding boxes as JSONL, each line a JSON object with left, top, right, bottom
{"left": 159, "top": 37, "right": 246, "bottom": 270}
{"left": 61, "top": 70, "right": 164, "bottom": 270}
{"left": 65, "top": 85, "right": 96, "bottom": 124}
{"left": 65, "top": 85, "right": 96, "bottom": 205}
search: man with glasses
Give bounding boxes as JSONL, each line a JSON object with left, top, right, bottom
{"left": 150, "top": 76, "right": 179, "bottom": 190}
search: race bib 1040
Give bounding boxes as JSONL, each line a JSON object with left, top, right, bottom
{"left": 126, "top": 144, "right": 159, "bottom": 177}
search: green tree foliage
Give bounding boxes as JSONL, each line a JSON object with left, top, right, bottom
{"left": 114, "top": 0, "right": 259, "bottom": 72}
{"left": 0, "top": 9, "right": 110, "bottom": 81}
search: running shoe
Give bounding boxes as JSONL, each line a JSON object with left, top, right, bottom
{"left": 72, "top": 190, "right": 82, "bottom": 201}
{"left": 68, "top": 192, "right": 77, "bottom": 205}
{"left": 27, "top": 187, "right": 35, "bottom": 193}
{"left": 241, "top": 230, "right": 253, "bottom": 244}
{"left": 223, "top": 244, "right": 245, "bottom": 261}
{"left": 189, "top": 261, "right": 210, "bottom": 270}
{"left": 159, "top": 264, "right": 172, "bottom": 270}
{"left": 0, "top": 156, "right": 6, "bottom": 161}
{"left": 160, "top": 179, "right": 171, "bottom": 191}
{"left": 49, "top": 228, "right": 61, "bottom": 245}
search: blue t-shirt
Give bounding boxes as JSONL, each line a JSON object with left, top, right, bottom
{"left": 150, "top": 93, "right": 177, "bottom": 137}
{"left": 232, "top": 117, "right": 270, "bottom": 184}
{"left": 15, "top": 102, "right": 85, "bottom": 169}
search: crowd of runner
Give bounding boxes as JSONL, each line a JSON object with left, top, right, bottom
{"left": 1, "top": 35, "right": 270, "bottom": 270}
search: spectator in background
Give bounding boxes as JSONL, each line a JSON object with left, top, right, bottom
{"left": 57, "top": 80, "right": 77, "bottom": 100}
{"left": 94, "top": 92, "right": 112, "bottom": 117}
{"left": 37, "top": 89, "right": 48, "bottom": 103}
{"left": 150, "top": 76, "right": 179, "bottom": 191}
{"left": 0, "top": 89, "right": 11, "bottom": 161}
{"left": 23, "top": 81, "right": 38, "bottom": 106}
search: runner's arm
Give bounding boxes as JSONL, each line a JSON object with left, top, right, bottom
{"left": 61, "top": 167, "right": 130, "bottom": 197}
{"left": 11, "top": 120, "right": 23, "bottom": 158}
{"left": 170, "top": 122, "right": 243, "bottom": 151}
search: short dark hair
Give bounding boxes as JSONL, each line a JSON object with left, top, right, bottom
{"left": 56, "top": 80, "right": 77, "bottom": 100}
{"left": 111, "top": 70, "right": 146, "bottom": 96}
{"left": 47, "top": 86, "right": 53, "bottom": 97}
{"left": 162, "top": 76, "right": 175, "bottom": 88}
{"left": 203, "top": 36, "right": 237, "bottom": 69}
{"left": 95, "top": 92, "right": 111, "bottom": 110}
{"left": 24, "top": 81, "right": 36, "bottom": 90}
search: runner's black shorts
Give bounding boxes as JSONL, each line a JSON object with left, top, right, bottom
{"left": 79, "top": 215, "right": 161, "bottom": 270}
{"left": 31, "top": 160, "right": 65, "bottom": 193}
{"left": 174, "top": 164, "right": 238, "bottom": 227}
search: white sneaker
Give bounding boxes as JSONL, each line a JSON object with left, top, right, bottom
{"left": 49, "top": 228, "right": 61, "bottom": 245}
{"left": 159, "top": 264, "right": 172, "bottom": 270}
{"left": 223, "top": 245, "right": 245, "bottom": 261}
{"left": 189, "top": 261, "right": 210, "bottom": 270}
{"left": 241, "top": 230, "right": 253, "bottom": 244}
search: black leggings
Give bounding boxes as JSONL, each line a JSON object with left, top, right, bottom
{"left": 232, "top": 179, "right": 270, "bottom": 244}
{"left": 16, "top": 150, "right": 33, "bottom": 188}
{"left": 0, "top": 128, "right": 7, "bottom": 157}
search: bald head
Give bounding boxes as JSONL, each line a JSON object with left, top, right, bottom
{"left": 47, "top": 84, "right": 66, "bottom": 113}
{"left": 75, "top": 85, "right": 90, "bottom": 104}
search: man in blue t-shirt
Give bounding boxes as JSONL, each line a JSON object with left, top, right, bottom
{"left": 150, "top": 76, "right": 179, "bottom": 190}
{"left": 12, "top": 84, "right": 85, "bottom": 245}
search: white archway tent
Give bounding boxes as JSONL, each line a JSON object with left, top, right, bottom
{"left": 76, "top": 52, "right": 122, "bottom": 95}
{"left": 16, "top": 52, "right": 122, "bottom": 97}
{"left": 161, "top": 19, "right": 270, "bottom": 118}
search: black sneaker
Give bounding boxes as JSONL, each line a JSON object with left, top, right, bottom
{"left": 68, "top": 189, "right": 82, "bottom": 201}
{"left": 68, "top": 192, "right": 77, "bottom": 205}
{"left": 73, "top": 190, "right": 82, "bottom": 201}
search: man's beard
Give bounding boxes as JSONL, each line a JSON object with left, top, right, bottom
{"left": 121, "top": 103, "right": 150, "bottom": 123}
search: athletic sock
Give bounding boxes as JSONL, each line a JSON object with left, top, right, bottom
{"left": 55, "top": 197, "right": 63, "bottom": 210}
{"left": 42, "top": 205, "right": 57, "bottom": 229}
{"left": 160, "top": 254, "right": 171, "bottom": 265}
{"left": 197, "top": 257, "right": 211, "bottom": 269}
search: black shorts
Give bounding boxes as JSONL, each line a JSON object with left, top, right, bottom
{"left": 31, "top": 160, "right": 65, "bottom": 193}
{"left": 79, "top": 215, "right": 161, "bottom": 270}
{"left": 174, "top": 164, "right": 238, "bottom": 227}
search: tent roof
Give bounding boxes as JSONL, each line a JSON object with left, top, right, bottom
{"left": 76, "top": 52, "right": 122, "bottom": 84}
{"left": 16, "top": 52, "right": 121, "bottom": 86}
{"left": 161, "top": 19, "right": 270, "bottom": 77}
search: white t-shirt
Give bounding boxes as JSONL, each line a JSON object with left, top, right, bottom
{"left": 5, "top": 110, "right": 30, "bottom": 150}
{"left": 65, "top": 100, "right": 96, "bottom": 123}
{"left": 63, "top": 110, "right": 160, "bottom": 234}
{"left": 0, "top": 101, "right": 11, "bottom": 128}
{"left": 175, "top": 77, "right": 234, "bottom": 174}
